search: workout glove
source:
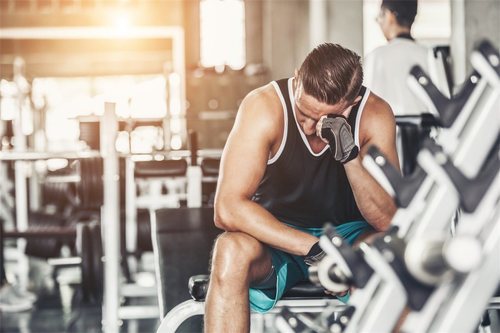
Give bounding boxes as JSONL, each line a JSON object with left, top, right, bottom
{"left": 303, "top": 241, "right": 326, "bottom": 266}
{"left": 320, "top": 115, "right": 359, "bottom": 164}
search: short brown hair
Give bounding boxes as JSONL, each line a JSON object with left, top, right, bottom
{"left": 297, "top": 43, "right": 363, "bottom": 105}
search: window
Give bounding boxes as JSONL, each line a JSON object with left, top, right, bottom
{"left": 200, "top": 0, "right": 246, "bottom": 70}
{"left": 28, "top": 75, "right": 168, "bottom": 152}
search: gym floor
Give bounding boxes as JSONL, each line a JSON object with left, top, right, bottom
{"left": 1, "top": 255, "right": 159, "bottom": 333}
{"left": 1, "top": 300, "right": 158, "bottom": 333}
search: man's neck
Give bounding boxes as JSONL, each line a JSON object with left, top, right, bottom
{"left": 306, "top": 135, "right": 328, "bottom": 153}
{"left": 388, "top": 26, "right": 412, "bottom": 41}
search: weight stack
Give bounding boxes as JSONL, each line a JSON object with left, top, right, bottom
{"left": 25, "top": 212, "right": 66, "bottom": 259}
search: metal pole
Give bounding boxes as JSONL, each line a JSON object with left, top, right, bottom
{"left": 101, "top": 102, "right": 120, "bottom": 333}
{"left": 13, "top": 57, "right": 29, "bottom": 291}
{"left": 309, "top": 0, "right": 328, "bottom": 50}
{"left": 125, "top": 157, "right": 137, "bottom": 274}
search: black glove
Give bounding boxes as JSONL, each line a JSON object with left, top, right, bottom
{"left": 319, "top": 115, "right": 359, "bottom": 164}
{"left": 303, "top": 241, "right": 326, "bottom": 266}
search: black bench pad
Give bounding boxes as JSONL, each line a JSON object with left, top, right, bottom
{"left": 189, "top": 274, "right": 331, "bottom": 301}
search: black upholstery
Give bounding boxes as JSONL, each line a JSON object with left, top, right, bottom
{"left": 201, "top": 158, "right": 220, "bottom": 177}
{"left": 153, "top": 207, "right": 221, "bottom": 317}
{"left": 188, "top": 274, "right": 330, "bottom": 301}
{"left": 135, "top": 159, "right": 188, "bottom": 178}
{"left": 153, "top": 207, "right": 333, "bottom": 319}
{"left": 395, "top": 114, "right": 440, "bottom": 176}
{"left": 283, "top": 281, "right": 331, "bottom": 298}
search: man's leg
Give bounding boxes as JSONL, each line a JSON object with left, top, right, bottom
{"left": 205, "top": 232, "right": 273, "bottom": 333}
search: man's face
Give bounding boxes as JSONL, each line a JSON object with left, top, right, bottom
{"left": 293, "top": 80, "right": 353, "bottom": 136}
{"left": 376, "top": 7, "right": 392, "bottom": 40}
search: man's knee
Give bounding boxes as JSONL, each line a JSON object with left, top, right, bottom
{"left": 210, "top": 232, "right": 264, "bottom": 281}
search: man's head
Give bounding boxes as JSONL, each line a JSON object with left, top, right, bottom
{"left": 297, "top": 43, "right": 363, "bottom": 106}
{"left": 377, "top": 0, "right": 418, "bottom": 40}
{"left": 294, "top": 43, "right": 363, "bottom": 136}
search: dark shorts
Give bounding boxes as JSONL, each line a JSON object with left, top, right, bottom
{"left": 249, "top": 220, "right": 372, "bottom": 313}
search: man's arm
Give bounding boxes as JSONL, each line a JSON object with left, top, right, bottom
{"left": 343, "top": 94, "right": 400, "bottom": 231}
{"left": 214, "top": 86, "right": 318, "bottom": 256}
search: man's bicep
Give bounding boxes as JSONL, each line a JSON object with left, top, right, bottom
{"left": 360, "top": 106, "right": 400, "bottom": 172}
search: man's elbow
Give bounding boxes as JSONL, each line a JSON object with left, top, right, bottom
{"left": 372, "top": 209, "right": 396, "bottom": 232}
{"left": 363, "top": 204, "right": 396, "bottom": 232}
{"left": 373, "top": 218, "right": 391, "bottom": 232}
{"left": 214, "top": 200, "right": 239, "bottom": 231}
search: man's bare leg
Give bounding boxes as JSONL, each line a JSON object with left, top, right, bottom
{"left": 204, "top": 232, "right": 273, "bottom": 333}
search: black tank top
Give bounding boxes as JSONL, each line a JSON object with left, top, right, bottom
{"left": 252, "top": 78, "right": 369, "bottom": 228}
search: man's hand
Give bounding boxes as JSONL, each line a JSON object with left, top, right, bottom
{"left": 316, "top": 115, "right": 359, "bottom": 164}
{"left": 305, "top": 241, "right": 350, "bottom": 297}
{"left": 303, "top": 241, "right": 326, "bottom": 266}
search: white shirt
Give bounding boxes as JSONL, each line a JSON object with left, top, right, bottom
{"left": 364, "top": 38, "right": 429, "bottom": 116}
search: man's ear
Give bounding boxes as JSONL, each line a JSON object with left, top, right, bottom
{"left": 386, "top": 9, "right": 398, "bottom": 25}
{"left": 341, "top": 96, "right": 362, "bottom": 118}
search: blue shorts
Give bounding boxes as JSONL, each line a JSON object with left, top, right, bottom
{"left": 249, "top": 220, "right": 373, "bottom": 313}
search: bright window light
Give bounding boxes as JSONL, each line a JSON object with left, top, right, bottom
{"left": 200, "top": 0, "right": 246, "bottom": 70}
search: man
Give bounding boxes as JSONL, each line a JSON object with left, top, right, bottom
{"left": 205, "top": 43, "right": 399, "bottom": 332}
{"left": 364, "top": 0, "right": 429, "bottom": 116}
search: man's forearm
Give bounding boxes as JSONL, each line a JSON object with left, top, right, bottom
{"left": 344, "top": 157, "right": 397, "bottom": 231}
{"left": 215, "top": 198, "right": 318, "bottom": 255}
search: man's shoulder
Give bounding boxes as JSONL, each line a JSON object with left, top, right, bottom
{"left": 362, "top": 91, "right": 394, "bottom": 123}
{"left": 241, "top": 82, "right": 283, "bottom": 116}
{"left": 369, "top": 39, "right": 428, "bottom": 58}
{"left": 366, "top": 43, "right": 390, "bottom": 59}
{"left": 237, "top": 81, "right": 285, "bottom": 137}
{"left": 358, "top": 92, "right": 396, "bottom": 145}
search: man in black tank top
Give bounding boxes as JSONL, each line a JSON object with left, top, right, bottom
{"left": 205, "top": 43, "right": 400, "bottom": 332}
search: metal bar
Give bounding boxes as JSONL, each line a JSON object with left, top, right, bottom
{"left": 4, "top": 228, "right": 76, "bottom": 238}
{"left": 121, "top": 284, "right": 157, "bottom": 298}
{"left": 125, "top": 157, "right": 137, "bottom": 274}
{"left": 13, "top": 74, "right": 29, "bottom": 291}
{"left": 118, "top": 305, "right": 160, "bottom": 320}
{"left": 0, "top": 26, "right": 185, "bottom": 40}
{"left": 0, "top": 150, "right": 101, "bottom": 161}
{"left": 47, "top": 257, "right": 82, "bottom": 267}
{"left": 101, "top": 102, "right": 120, "bottom": 333}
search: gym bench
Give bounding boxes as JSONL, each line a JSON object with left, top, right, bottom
{"left": 151, "top": 207, "right": 345, "bottom": 332}
{"left": 156, "top": 275, "right": 345, "bottom": 332}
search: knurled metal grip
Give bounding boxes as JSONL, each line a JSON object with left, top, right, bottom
{"left": 323, "top": 225, "right": 374, "bottom": 288}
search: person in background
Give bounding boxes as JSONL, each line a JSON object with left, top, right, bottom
{"left": 365, "top": 0, "right": 434, "bottom": 175}
{"left": 364, "top": 0, "right": 428, "bottom": 117}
